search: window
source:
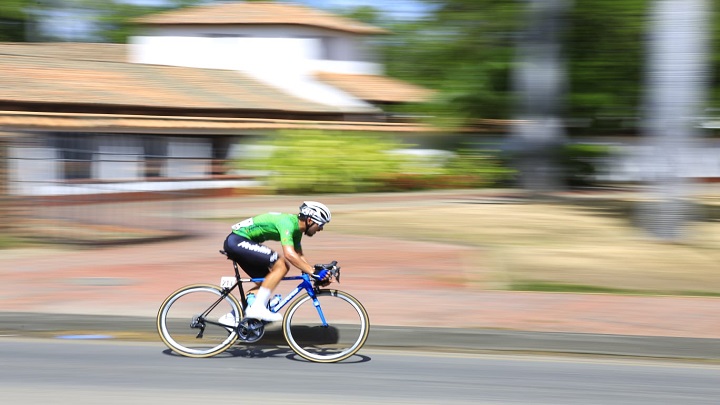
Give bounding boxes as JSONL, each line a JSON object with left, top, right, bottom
{"left": 52, "top": 133, "right": 94, "bottom": 180}
{"left": 143, "top": 136, "right": 168, "bottom": 178}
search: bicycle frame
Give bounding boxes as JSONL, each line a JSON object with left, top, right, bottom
{"left": 221, "top": 258, "right": 329, "bottom": 327}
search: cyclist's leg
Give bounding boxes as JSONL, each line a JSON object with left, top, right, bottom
{"left": 224, "top": 234, "right": 279, "bottom": 320}
{"left": 262, "top": 259, "right": 290, "bottom": 290}
{"left": 225, "top": 234, "right": 284, "bottom": 321}
{"left": 246, "top": 282, "right": 261, "bottom": 297}
{"left": 224, "top": 235, "right": 258, "bottom": 297}
{"left": 223, "top": 233, "right": 275, "bottom": 280}
{"left": 250, "top": 259, "right": 289, "bottom": 307}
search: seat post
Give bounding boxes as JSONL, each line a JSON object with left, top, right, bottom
{"left": 233, "top": 261, "right": 248, "bottom": 307}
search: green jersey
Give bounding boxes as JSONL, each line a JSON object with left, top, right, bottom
{"left": 231, "top": 212, "right": 302, "bottom": 250}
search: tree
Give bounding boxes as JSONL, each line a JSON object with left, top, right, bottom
{"left": 1, "top": 0, "right": 215, "bottom": 43}
{"left": 0, "top": 0, "right": 31, "bottom": 41}
{"left": 96, "top": 1, "right": 175, "bottom": 43}
{"left": 382, "top": 1, "right": 522, "bottom": 129}
{"left": 380, "top": 0, "right": 662, "bottom": 135}
{"left": 564, "top": 0, "right": 647, "bottom": 133}
{"left": 339, "top": 5, "right": 383, "bottom": 26}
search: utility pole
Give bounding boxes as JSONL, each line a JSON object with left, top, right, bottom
{"left": 0, "top": 133, "right": 11, "bottom": 237}
{"left": 640, "top": 0, "right": 710, "bottom": 241}
{"left": 510, "top": 0, "right": 570, "bottom": 195}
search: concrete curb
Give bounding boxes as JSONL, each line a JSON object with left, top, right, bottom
{"left": 1, "top": 312, "right": 718, "bottom": 360}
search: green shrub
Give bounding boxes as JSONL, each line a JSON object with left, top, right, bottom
{"left": 238, "top": 130, "right": 412, "bottom": 193}
{"left": 560, "top": 143, "right": 614, "bottom": 187}
{"left": 440, "top": 148, "right": 516, "bottom": 188}
{"left": 238, "top": 130, "right": 515, "bottom": 193}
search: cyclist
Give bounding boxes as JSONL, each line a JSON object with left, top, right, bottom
{"left": 221, "top": 201, "right": 333, "bottom": 322}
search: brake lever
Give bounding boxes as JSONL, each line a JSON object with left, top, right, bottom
{"left": 314, "top": 262, "right": 340, "bottom": 285}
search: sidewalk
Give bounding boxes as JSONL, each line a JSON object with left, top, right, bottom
{"left": 1, "top": 190, "right": 719, "bottom": 359}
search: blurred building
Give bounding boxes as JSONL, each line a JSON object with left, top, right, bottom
{"left": 0, "top": 2, "right": 434, "bottom": 200}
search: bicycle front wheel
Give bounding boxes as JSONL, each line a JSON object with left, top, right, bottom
{"left": 283, "top": 290, "right": 369, "bottom": 363}
{"left": 157, "top": 284, "right": 242, "bottom": 358}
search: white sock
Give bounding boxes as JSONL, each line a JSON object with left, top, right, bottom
{"left": 252, "top": 287, "right": 272, "bottom": 308}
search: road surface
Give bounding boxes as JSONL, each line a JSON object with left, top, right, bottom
{"left": 2, "top": 337, "right": 719, "bottom": 404}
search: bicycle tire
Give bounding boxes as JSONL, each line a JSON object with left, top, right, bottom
{"left": 157, "top": 284, "right": 242, "bottom": 358}
{"left": 282, "top": 289, "right": 369, "bottom": 363}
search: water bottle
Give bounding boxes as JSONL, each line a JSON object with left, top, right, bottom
{"left": 268, "top": 294, "right": 282, "bottom": 309}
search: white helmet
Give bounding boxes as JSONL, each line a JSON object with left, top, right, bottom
{"left": 299, "top": 201, "right": 331, "bottom": 225}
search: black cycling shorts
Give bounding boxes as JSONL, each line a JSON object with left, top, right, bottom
{"left": 223, "top": 233, "right": 279, "bottom": 279}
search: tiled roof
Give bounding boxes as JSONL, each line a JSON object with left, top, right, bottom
{"left": 0, "top": 43, "right": 367, "bottom": 114}
{"left": 316, "top": 72, "right": 435, "bottom": 103}
{"left": 0, "top": 43, "right": 127, "bottom": 63}
{"left": 134, "top": 1, "right": 389, "bottom": 35}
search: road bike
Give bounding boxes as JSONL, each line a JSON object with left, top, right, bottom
{"left": 156, "top": 251, "right": 370, "bottom": 363}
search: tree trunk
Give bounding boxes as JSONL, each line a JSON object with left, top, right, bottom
{"left": 640, "top": 0, "right": 710, "bottom": 241}
{"left": 510, "top": 0, "right": 570, "bottom": 196}
{"left": 0, "top": 134, "right": 10, "bottom": 235}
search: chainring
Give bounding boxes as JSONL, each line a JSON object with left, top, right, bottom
{"left": 237, "top": 318, "right": 265, "bottom": 343}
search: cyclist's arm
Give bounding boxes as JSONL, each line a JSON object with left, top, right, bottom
{"left": 281, "top": 244, "right": 314, "bottom": 275}
{"left": 295, "top": 245, "right": 311, "bottom": 265}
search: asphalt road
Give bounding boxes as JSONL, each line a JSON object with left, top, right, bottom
{"left": 2, "top": 312, "right": 720, "bottom": 360}
{"left": 2, "top": 337, "right": 719, "bottom": 405}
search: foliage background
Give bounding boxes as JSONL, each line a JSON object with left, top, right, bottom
{"left": 238, "top": 130, "right": 513, "bottom": 193}
{"left": 2, "top": 0, "right": 716, "bottom": 133}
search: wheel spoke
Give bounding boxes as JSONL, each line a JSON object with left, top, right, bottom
{"left": 283, "top": 290, "right": 369, "bottom": 363}
{"left": 157, "top": 284, "right": 241, "bottom": 358}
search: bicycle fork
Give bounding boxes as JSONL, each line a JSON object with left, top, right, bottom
{"left": 304, "top": 283, "right": 331, "bottom": 328}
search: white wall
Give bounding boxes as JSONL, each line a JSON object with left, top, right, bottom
{"left": 8, "top": 146, "right": 59, "bottom": 194}
{"left": 129, "top": 25, "right": 381, "bottom": 110}
{"left": 138, "top": 25, "right": 375, "bottom": 63}
{"left": 598, "top": 143, "right": 720, "bottom": 183}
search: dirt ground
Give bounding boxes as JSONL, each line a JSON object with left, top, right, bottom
{"left": 9, "top": 188, "right": 720, "bottom": 296}
{"left": 326, "top": 192, "right": 720, "bottom": 295}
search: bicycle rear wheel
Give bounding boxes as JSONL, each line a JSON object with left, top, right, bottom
{"left": 282, "top": 290, "right": 369, "bottom": 363}
{"left": 157, "top": 284, "right": 242, "bottom": 358}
